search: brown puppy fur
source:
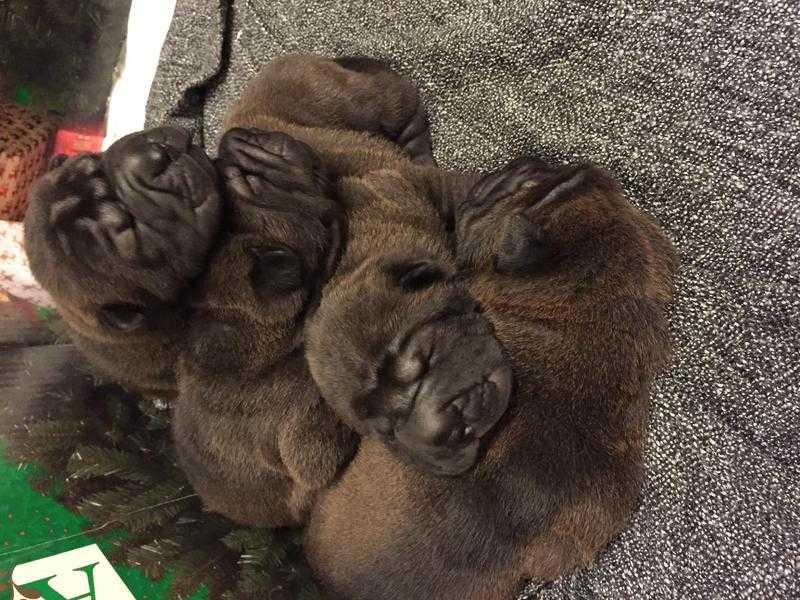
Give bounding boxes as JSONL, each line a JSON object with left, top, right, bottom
{"left": 169, "top": 55, "right": 471, "bottom": 524}
{"left": 24, "top": 127, "right": 221, "bottom": 397}
{"left": 25, "top": 54, "right": 460, "bottom": 526}
{"left": 170, "top": 126, "right": 357, "bottom": 526}
{"left": 217, "top": 55, "right": 676, "bottom": 594}
{"left": 27, "top": 123, "right": 358, "bottom": 527}
{"left": 228, "top": 56, "right": 513, "bottom": 477}
{"left": 304, "top": 156, "right": 677, "bottom": 598}
{"left": 26, "top": 125, "right": 347, "bottom": 526}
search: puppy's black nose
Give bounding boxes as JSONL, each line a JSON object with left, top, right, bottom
{"left": 141, "top": 128, "right": 193, "bottom": 175}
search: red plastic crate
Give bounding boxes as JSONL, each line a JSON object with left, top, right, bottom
{"left": 52, "top": 120, "right": 106, "bottom": 157}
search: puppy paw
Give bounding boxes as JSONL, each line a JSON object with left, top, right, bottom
{"left": 333, "top": 55, "right": 435, "bottom": 164}
{"left": 461, "top": 158, "right": 553, "bottom": 217}
{"left": 279, "top": 399, "right": 358, "bottom": 490}
{"left": 455, "top": 158, "right": 556, "bottom": 271}
{"left": 217, "top": 127, "right": 331, "bottom": 203}
{"left": 458, "top": 160, "right": 617, "bottom": 276}
{"left": 250, "top": 55, "right": 434, "bottom": 164}
{"left": 394, "top": 101, "right": 435, "bottom": 165}
{"left": 40, "top": 153, "right": 119, "bottom": 260}
{"left": 216, "top": 129, "right": 343, "bottom": 280}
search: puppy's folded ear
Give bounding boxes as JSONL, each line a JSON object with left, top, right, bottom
{"left": 495, "top": 214, "right": 555, "bottom": 275}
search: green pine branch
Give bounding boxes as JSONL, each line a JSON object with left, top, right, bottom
{"left": 75, "top": 483, "right": 142, "bottom": 525}
{"left": 5, "top": 325, "right": 327, "bottom": 598}
{"left": 67, "top": 445, "right": 162, "bottom": 484}
{"left": 4, "top": 419, "right": 87, "bottom": 457}
{"left": 167, "top": 545, "right": 234, "bottom": 600}
{"left": 119, "top": 538, "right": 182, "bottom": 580}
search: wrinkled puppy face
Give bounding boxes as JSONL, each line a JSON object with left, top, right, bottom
{"left": 24, "top": 126, "right": 221, "bottom": 336}
{"left": 184, "top": 127, "right": 344, "bottom": 375}
{"left": 306, "top": 255, "right": 513, "bottom": 476}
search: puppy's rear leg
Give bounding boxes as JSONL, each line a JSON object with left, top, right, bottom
{"left": 228, "top": 54, "right": 434, "bottom": 164}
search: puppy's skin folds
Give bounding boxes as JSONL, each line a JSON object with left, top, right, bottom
{"left": 26, "top": 55, "right": 677, "bottom": 597}
{"left": 25, "top": 127, "right": 221, "bottom": 396}
{"left": 216, "top": 55, "right": 677, "bottom": 596}
{"left": 24, "top": 55, "right": 486, "bottom": 525}
{"left": 227, "top": 55, "right": 514, "bottom": 476}
{"left": 171, "top": 127, "right": 356, "bottom": 525}
{"left": 305, "top": 157, "right": 677, "bottom": 599}
{"left": 27, "top": 123, "right": 359, "bottom": 526}
{"left": 171, "top": 55, "right": 494, "bottom": 524}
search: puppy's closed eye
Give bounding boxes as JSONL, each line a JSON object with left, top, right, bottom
{"left": 387, "top": 260, "right": 448, "bottom": 291}
{"left": 99, "top": 303, "right": 147, "bottom": 331}
{"left": 247, "top": 245, "right": 305, "bottom": 296}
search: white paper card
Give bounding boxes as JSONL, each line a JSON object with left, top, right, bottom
{"left": 10, "top": 544, "right": 135, "bottom": 600}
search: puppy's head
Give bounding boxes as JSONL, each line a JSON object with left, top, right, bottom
{"left": 183, "top": 233, "right": 315, "bottom": 378}
{"left": 184, "top": 127, "right": 344, "bottom": 379}
{"left": 25, "top": 127, "right": 221, "bottom": 339}
{"left": 457, "top": 159, "right": 677, "bottom": 309}
{"left": 306, "top": 254, "right": 512, "bottom": 476}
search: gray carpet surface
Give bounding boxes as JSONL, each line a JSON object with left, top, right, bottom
{"left": 147, "top": 1, "right": 800, "bottom": 598}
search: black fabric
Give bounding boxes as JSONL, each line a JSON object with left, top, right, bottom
{"left": 146, "top": 2, "right": 800, "bottom": 598}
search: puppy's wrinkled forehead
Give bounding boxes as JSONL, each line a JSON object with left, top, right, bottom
{"left": 307, "top": 256, "right": 463, "bottom": 377}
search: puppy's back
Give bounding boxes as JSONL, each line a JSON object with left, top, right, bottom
{"left": 306, "top": 166, "right": 677, "bottom": 599}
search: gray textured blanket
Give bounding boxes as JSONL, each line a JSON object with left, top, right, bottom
{"left": 146, "top": 1, "right": 800, "bottom": 598}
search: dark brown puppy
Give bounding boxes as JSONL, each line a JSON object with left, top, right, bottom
{"left": 168, "top": 56, "right": 462, "bottom": 524}
{"left": 26, "top": 123, "right": 356, "bottom": 526}
{"left": 24, "top": 55, "right": 461, "bottom": 526}
{"left": 24, "top": 127, "right": 221, "bottom": 397}
{"left": 303, "top": 160, "right": 677, "bottom": 598}
{"left": 303, "top": 168, "right": 513, "bottom": 476}
{"left": 225, "top": 55, "right": 513, "bottom": 477}
{"left": 219, "top": 55, "right": 676, "bottom": 588}
{"left": 220, "top": 57, "right": 674, "bottom": 596}
{"left": 169, "top": 126, "right": 357, "bottom": 526}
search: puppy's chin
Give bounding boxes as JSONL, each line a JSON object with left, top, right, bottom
{"left": 389, "top": 436, "right": 481, "bottom": 476}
